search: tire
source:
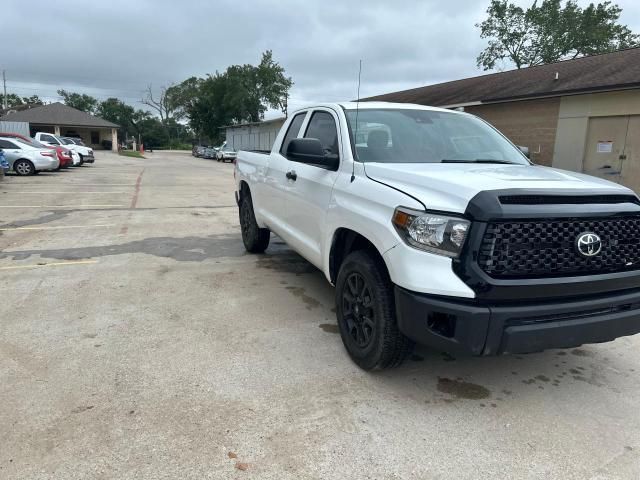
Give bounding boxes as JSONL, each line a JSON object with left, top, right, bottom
{"left": 78, "top": 154, "right": 84, "bottom": 165}
{"left": 336, "top": 250, "right": 414, "bottom": 370}
{"left": 239, "top": 193, "right": 270, "bottom": 253}
{"left": 14, "top": 159, "right": 35, "bottom": 176}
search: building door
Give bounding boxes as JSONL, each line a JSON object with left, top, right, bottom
{"left": 620, "top": 116, "right": 640, "bottom": 194}
{"left": 583, "top": 116, "right": 640, "bottom": 193}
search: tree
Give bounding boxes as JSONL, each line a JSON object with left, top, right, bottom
{"left": 187, "top": 50, "right": 292, "bottom": 141}
{"left": 164, "top": 77, "right": 203, "bottom": 121}
{"left": 57, "top": 89, "right": 99, "bottom": 113}
{"left": 0, "top": 93, "right": 26, "bottom": 108}
{"left": 22, "top": 95, "right": 43, "bottom": 106}
{"left": 476, "top": 0, "right": 639, "bottom": 70}
{"left": 141, "top": 84, "right": 178, "bottom": 123}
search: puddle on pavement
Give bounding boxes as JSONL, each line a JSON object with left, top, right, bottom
{"left": 285, "top": 286, "right": 321, "bottom": 310}
{"left": 319, "top": 323, "right": 339, "bottom": 334}
{"left": 437, "top": 377, "right": 491, "bottom": 400}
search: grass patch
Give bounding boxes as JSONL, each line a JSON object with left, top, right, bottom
{"left": 119, "top": 150, "right": 145, "bottom": 159}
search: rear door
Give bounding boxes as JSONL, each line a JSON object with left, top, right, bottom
{"left": 256, "top": 112, "right": 307, "bottom": 236}
{"left": 281, "top": 108, "right": 342, "bottom": 267}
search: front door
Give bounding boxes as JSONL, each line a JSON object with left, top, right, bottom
{"left": 253, "top": 111, "right": 307, "bottom": 237}
{"left": 283, "top": 108, "right": 342, "bottom": 267}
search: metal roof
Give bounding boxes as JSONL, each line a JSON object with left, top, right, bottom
{"left": 0, "top": 102, "right": 119, "bottom": 128}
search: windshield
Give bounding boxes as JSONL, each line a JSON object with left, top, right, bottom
{"left": 345, "top": 108, "right": 530, "bottom": 165}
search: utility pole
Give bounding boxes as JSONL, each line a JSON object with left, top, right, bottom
{"left": 2, "top": 71, "right": 7, "bottom": 110}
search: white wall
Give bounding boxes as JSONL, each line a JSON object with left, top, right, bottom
{"left": 225, "top": 120, "right": 285, "bottom": 151}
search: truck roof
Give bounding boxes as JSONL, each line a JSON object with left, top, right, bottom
{"left": 289, "top": 101, "right": 461, "bottom": 116}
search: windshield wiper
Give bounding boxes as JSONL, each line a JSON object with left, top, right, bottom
{"left": 440, "top": 159, "right": 521, "bottom": 164}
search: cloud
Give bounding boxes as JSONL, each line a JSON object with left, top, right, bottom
{"left": 3, "top": 0, "right": 639, "bottom": 115}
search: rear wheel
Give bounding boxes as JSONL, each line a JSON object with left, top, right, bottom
{"left": 239, "top": 193, "right": 270, "bottom": 253}
{"left": 336, "top": 250, "right": 414, "bottom": 370}
{"left": 14, "top": 159, "right": 35, "bottom": 176}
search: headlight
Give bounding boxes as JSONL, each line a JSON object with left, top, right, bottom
{"left": 392, "top": 207, "right": 470, "bottom": 258}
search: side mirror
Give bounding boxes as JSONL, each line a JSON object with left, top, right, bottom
{"left": 517, "top": 145, "right": 530, "bottom": 159}
{"left": 286, "top": 138, "right": 339, "bottom": 170}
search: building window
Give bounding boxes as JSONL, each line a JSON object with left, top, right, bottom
{"left": 91, "top": 131, "right": 100, "bottom": 144}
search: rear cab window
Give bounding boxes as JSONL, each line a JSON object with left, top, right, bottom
{"left": 40, "top": 134, "right": 58, "bottom": 144}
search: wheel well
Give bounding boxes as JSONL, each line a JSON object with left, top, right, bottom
{"left": 329, "top": 228, "right": 386, "bottom": 284}
{"left": 238, "top": 181, "right": 251, "bottom": 202}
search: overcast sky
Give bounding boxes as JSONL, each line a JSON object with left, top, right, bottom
{"left": 3, "top": 0, "right": 640, "bottom": 118}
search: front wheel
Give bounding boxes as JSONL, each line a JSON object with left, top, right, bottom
{"left": 239, "top": 193, "right": 270, "bottom": 253}
{"left": 14, "top": 159, "right": 35, "bottom": 176}
{"left": 336, "top": 250, "right": 414, "bottom": 370}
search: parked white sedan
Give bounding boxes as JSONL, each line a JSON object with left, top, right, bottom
{"left": 0, "top": 137, "right": 60, "bottom": 175}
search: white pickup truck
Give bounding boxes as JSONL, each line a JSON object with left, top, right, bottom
{"left": 35, "top": 132, "right": 95, "bottom": 164}
{"left": 235, "top": 102, "right": 640, "bottom": 370}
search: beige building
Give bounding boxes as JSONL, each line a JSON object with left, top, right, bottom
{"left": 364, "top": 48, "right": 640, "bottom": 193}
{"left": 0, "top": 102, "right": 119, "bottom": 151}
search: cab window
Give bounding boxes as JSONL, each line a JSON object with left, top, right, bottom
{"left": 304, "top": 111, "right": 339, "bottom": 158}
{"left": 279, "top": 113, "right": 306, "bottom": 156}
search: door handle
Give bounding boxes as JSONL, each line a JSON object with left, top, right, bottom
{"left": 286, "top": 170, "right": 297, "bottom": 181}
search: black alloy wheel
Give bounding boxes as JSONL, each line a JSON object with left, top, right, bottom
{"left": 342, "top": 272, "right": 376, "bottom": 349}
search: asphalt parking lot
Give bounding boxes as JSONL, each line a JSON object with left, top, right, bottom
{"left": 1, "top": 150, "right": 639, "bottom": 479}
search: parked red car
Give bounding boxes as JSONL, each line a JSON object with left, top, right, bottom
{"left": 0, "top": 132, "right": 73, "bottom": 168}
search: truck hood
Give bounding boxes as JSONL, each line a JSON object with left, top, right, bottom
{"left": 363, "top": 162, "right": 634, "bottom": 214}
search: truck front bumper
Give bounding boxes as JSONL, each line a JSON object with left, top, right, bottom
{"left": 395, "top": 287, "right": 640, "bottom": 356}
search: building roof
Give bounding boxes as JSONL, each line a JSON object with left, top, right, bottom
{"left": 0, "top": 102, "right": 119, "bottom": 128}
{"left": 362, "top": 47, "right": 640, "bottom": 107}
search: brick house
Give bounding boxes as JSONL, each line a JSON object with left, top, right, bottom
{"left": 363, "top": 48, "right": 640, "bottom": 193}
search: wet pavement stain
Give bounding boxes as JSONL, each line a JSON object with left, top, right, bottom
{"left": 0, "top": 234, "right": 246, "bottom": 262}
{"left": 319, "top": 323, "right": 339, "bottom": 334}
{"left": 441, "top": 352, "right": 456, "bottom": 362}
{"left": 71, "top": 405, "right": 94, "bottom": 414}
{"left": 571, "top": 348, "right": 593, "bottom": 357}
{"left": 285, "top": 286, "right": 321, "bottom": 310}
{"left": 256, "top": 251, "right": 318, "bottom": 274}
{"left": 437, "top": 377, "right": 491, "bottom": 400}
{"left": 535, "top": 375, "right": 550, "bottom": 383}
{"left": 0, "top": 210, "right": 72, "bottom": 229}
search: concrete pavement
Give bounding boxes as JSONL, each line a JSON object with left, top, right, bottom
{"left": 0, "top": 151, "right": 639, "bottom": 479}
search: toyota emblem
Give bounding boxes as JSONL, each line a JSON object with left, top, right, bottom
{"left": 576, "top": 232, "right": 602, "bottom": 257}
